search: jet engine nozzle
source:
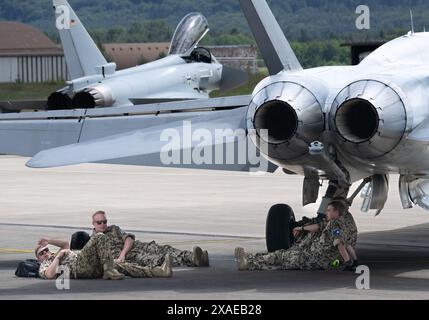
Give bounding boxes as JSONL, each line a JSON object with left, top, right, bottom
{"left": 47, "top": 92, "right": 72, "bottom": 110}
{"left": 72, "top": 86, "right": 114, "bottom": 109}
{"left": 247, "top": 81, "right": 324, "bottom": 161}
{"left": 330, "top": 80, "right": 407, "bottom": 159}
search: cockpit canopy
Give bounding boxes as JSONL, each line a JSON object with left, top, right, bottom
{"left": 169, "top": 13, "right": 209, "bottom": 56}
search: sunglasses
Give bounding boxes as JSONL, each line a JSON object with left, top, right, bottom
{"left": 38, "top": 248, "right": 49, "bottom": 257}
{"left": 95, "top": 220, "right": 108, "bottom": 225}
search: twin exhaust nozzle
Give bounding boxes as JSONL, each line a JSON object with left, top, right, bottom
{"left": 248, "top": 79, "right": 408, "bottom": 161}
{"left": 47, "top": 85, "right": 114, "bottom": 110}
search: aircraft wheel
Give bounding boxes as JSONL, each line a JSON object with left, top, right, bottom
{"left": 266, "top": 204, "right": 296, "bottom": 253}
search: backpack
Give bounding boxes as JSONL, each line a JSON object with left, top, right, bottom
{"left": 15, "top": 259, "right": 40, "bottom": 278}
{"left": 70, "top": 231, "right": 90, "bottom": 250}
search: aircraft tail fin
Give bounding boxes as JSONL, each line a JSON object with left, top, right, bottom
{"left": 53, "top": 0, "right": 107, "bottom": 80}
{"left": 239, "top": 0, "right": 302, "bottom": 75}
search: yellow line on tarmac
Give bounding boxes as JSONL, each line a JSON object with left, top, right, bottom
{"left": 0, "top": 248, "right": 33, "bottom": 255}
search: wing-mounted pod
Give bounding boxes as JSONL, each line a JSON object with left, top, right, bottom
{"left": 329, "top": 80, "right": 411, "bottom": 160}
{"left": 247, "top": 79, "right": 327, "bottom": 163}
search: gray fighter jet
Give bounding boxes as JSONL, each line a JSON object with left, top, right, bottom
{"left": 47, "top": 0, "right": 246, "bottom": 110}
{"left": 1, "top": 0, "right": 429, "bottom": 251}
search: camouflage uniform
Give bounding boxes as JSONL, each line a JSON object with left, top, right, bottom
{"left": 93, "top": 225, "right": 194, "bottom": 268}
{"left": 114, "top": 261, "right": 156, "bottom": 278}
{"left": 343, "top": 211, "right": 358, "bottom": 248}
{"left": 245, "top": 216, "right": 356, "bottom": 271}
{"left": 39, "top": 233, "right": 115, "bottom": 279}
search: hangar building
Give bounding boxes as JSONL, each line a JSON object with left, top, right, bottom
{"left": 0, "top": 22, "right": 67, "bottom": 83}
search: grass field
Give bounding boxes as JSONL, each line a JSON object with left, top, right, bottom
{"left": 0, "top": 82, "right": 63, "bottom": 101}
{"left": 0, "top": 71, "right": 269, "bottom": 102}
{"left": 210, "top": 71, "right": 268, "bottom": 98}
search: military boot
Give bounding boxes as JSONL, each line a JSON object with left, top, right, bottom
{"left": 234, "top": 247, "right": 248, "bottom": 271}
{"left": 192, "top": 246, "right": 209, "bottom": 267}
{"left": 103, "top": 263, "right": 125, "bottom": 280}
{"left": 202, "top": 250, "right": 210, "bottom": 267}
{"left": 151, "top": 254, "right": 173, "bottom": 278}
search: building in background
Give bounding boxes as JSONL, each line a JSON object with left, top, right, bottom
{"left": 103, "top": 43, "right": 170, "bottom": 70}
{"left": 206, "top": 45, "right": 258, "bottom": 74}
{"left": 0, "top": 22, "right": 67, "bottom": 83}
{"left": 341, "top": 41, "right": 386, "bottom": 65}
{"left": 103, "top": 43, "right": 258, "bottom": 73}
{"left": 0, "top": 22, "right": 258, "bottom": 84}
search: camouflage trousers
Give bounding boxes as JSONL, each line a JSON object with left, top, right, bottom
{"left": 245, "top": 247, "right": 336, "bottom": 271}
{"left": 75, "top": 233, "right": 114, "bottom": 279}
{"left": 114, "top": 261, "right": 154, "bottom": 278}
{"left": 127, "top": 241, "right": 194, "bottom": 268}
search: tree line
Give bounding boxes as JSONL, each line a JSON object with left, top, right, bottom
{"left": 1, "top": 0, "right": 424, "bottom": 67}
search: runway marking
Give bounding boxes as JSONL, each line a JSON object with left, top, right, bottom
{"left": 0, "top": 248, "right": 33, "bottom": 255}
{"left": 0, "top": 223, "right": 262, "bottom": 240}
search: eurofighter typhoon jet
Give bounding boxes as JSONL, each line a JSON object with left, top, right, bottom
{"left": 1, "top": 0, "right": 429, "bottom": 251}
{"left": 46, "top": 0, "right": 246, "bottom": 110}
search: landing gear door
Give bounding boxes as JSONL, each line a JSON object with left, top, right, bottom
{"left": 360, "top": 175, "right": 389, "bottom": 214}
{"left": 169, "top": 13, "right": 209, "bottom": 56}
{"left": 399, "top": 175, "right": 429, "bottom": 211}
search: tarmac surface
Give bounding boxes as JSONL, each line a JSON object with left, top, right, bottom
{"left": 0, "top": 156, "right": 428, "bottom": 300}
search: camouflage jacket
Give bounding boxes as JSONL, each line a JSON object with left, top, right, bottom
{"left": 313, "top": 216, "right": 355, "bottom": 255}
{"left": 343, "top": 211, "right": 358, "bottom": 247}
{"left": 39, "top": 251, "right": 78, "bottom": 279}
{"left": 93, "top": 225, "right": 141, "bottom": 259}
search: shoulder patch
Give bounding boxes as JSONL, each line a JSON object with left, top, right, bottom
{"left": 332, "top": 228, "right": 341, "bottom": 237}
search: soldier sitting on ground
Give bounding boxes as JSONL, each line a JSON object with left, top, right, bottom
{"left": 234, "top": 200, "right": 358, "bottom": 272}
{"left": 90, "top": 211, "right": 210, "bottom": 272}
{"left": 36, "top": 234, "right": 172, "bottom": 280}
{"left": 334, "top": 198, "right": 359, "bottom": 266}
{"left": 293, "top": 197, "right": 359, "bottom": 266}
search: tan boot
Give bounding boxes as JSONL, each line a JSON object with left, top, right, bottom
{"left": 103, "top": 263, "right": 125, "bottom": 280}
{"left": 202, "top": 250, "right": 210, "bottom": 267}
{"left": 234, "top": 247, "right": 248, "bottom": 271}
{"left": 192, "top": 246, "right": 206, "bottom": 267}
{"left": 151, "top": 255, "right": 173, "bottom": 278}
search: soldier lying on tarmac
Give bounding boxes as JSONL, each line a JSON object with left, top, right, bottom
{"left": 91, "top": 211, "right": 210, "bottom": 270}
{"left": 36, "top": 234, "right": 172, "bottom": 280}
{"left": 234, "top": 201, "right": 359, "bottom": 271}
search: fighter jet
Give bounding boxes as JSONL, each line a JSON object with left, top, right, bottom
{"left": 1, "top": 0, "right": 429, "bottom": 252}
{"left": 46, "top": 0, "right": 246, "bottom": 110}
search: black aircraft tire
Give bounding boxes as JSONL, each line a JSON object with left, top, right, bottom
{"left": 266, "top": 204, "right": 296, "bottom": 253}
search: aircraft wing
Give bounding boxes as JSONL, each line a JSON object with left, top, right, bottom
{"left": 27, "top": 108, "right": 246, "bottom": 168}
{"left": 0, "top": 96, "right": 276, "bottom": 173}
